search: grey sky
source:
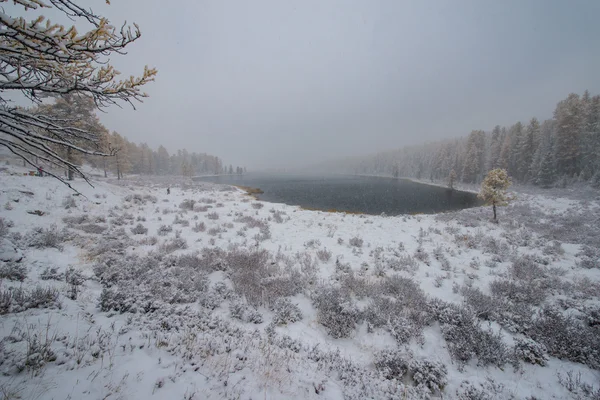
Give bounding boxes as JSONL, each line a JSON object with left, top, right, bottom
{"left": 10, "top": 1, "right": 600, "bottom": 169}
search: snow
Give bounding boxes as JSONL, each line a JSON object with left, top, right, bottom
{"left": 1, "top": 163, "right": 599, "bottom": 399}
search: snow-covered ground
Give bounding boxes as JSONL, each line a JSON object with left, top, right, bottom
{"left": 1, "top": 164, "right": 599, "bottom": 399}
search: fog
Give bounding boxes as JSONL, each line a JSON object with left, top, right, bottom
{"left": 10, "top": 0, "right": 600, "bottom": 169}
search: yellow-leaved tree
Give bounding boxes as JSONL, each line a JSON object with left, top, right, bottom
{"left": 478, "top": 168, "right": 514, "bottom": 222}
{"left": 0, "top": 0, "right": 156, "bottom": 190}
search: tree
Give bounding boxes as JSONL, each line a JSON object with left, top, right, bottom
{"left": 0, "top": 0, "right": 156, "bottom": 190}
{"left": 554, "top": 93, "right": 583, "bottom": 177}
{"left": 537, "top": 151, "right": 556, "bottom": 188}
{"left": 448, "top": 169, "right": 457, "bottom": 190}
{"left": 478, "top": 169, "right": 513, "bottom": 222}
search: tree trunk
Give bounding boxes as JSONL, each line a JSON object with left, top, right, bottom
{"left": 116, "top": 154, "right": 121, "bottom": 180}
{"left": 103, "top": 158, "right": 107, "bottom": 178}
{"left": 493, "top": 202, "right": 497, "bottom": 222}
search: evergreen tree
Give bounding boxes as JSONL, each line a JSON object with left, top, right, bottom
{"left": 537, "top": 151, "right": 556, "bottom": 188}
{"left": 554, "top": 93, "right": 583, "bottom": 177}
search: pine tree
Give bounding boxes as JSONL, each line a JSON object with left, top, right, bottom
{"left": 554, "top": 93, "right": 583, "bottom": 177}
{"left": 488, "top": 125, "right": 502, "bottom": 170}
{"left": 537, "top": 151, "right": 556, "bottom": 188}
{"left": 519, "top": 118, "right": 539, "bottom": 182}
{"left": 478, "top": 169, "right": 513, "bottom": 222}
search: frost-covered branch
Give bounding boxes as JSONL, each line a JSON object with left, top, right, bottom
{"left": 0, "top": 0, "right": 156, "bottom": 189}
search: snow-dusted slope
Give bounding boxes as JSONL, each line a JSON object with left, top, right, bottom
{"left": 0, "top": 169, "right": 599, "bottom": 399}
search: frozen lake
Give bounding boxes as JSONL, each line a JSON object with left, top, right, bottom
{"left": 194, "top": 174, "right": 482, "bottom": 215}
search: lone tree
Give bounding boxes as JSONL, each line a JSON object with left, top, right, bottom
{"left": 0, "top": 0, "right": 156, "bottom": 190}
{"left": 447, "top": 169, "right": 457, "bottom": 190}
{"left": 478, "top": 168, "right": 513, "bottom": 222}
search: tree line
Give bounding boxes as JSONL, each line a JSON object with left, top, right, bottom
{"left": 15, "top": 94, "right": 245, "bottom": 180}
{"left": 327, "top": 91, "right": 600, "bottom": 188}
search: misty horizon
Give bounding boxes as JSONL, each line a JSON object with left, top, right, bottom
{"left": 6, "top": 0, "right": 600, "bottom": 170}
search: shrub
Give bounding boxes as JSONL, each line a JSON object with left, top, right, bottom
{"left": 316, "top": 248, "right": 332, "bottom": 262}
{"left": 0, "top": 217, "right": 9, "bottom": 237}
{"left": 192, "top": 222, "right": 206, "bottom": 232}
{"left": 349, "top": 236, "right": 363, "bottom": 248}
{"left": 159, "top": 237, "right": 188, "bottom": 253}
{"left": 173, "top": 214, "right": 190, "bottom": 226}
{"left": 271, "top": 298, "right": 303, "bottom": 325}
{"left": 0, "top": 262, "right": 27, "bottom": 281}
{"left": 251, "top": 202, "right": 264, "bottom": 210}
{"left": 1, "top": 286, "right": 61, "bottom": 314}
{"left": 130, "top": 223, "right": 148, "bottom": 235}
{"left": 25, "top": 224, "right": 68, "bottom": 250}
{"left": 513, "top": 337, "right": 548, "bottom": 366}
{"left": 40, "top": 267, "right": 63, "bottom": 281}
{"left": 434, "top": 301, "right": 510, "bottom": 367}
{"left": 312, "top": 286, "right": 359, "bottom": 338}
{"left": 374, "top": 350, "right": 447, "bottom": 393}
{"left": 157, "top": 224, "right": 173, "bottom": 236}
{"left": 229, "top": 297, "right": 263, "bottom": 324}
{"left": 76, "top": 224, "right": 107, "bottom": 234}
{"left": 490, "top": 279, "right": 546, "bottom": 306}
{"left": 528, "top": 307, "right": 600, "bottom": 369}
{"left": 179, "top": 199, "right": 196, "bottom": 211}
{"left": 206, "top": 212, "right": 219, "bottom": 220}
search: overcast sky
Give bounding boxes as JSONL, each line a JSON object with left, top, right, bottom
{"left": 9, "top": 0, "right": 600, "bottom": 169}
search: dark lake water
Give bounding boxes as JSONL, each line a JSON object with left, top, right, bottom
{"left": 193, "top": 174, "right": 482, "bottom": 215}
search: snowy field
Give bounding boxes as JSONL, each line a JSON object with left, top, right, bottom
{"left": 1, "top": 166, "right": 599, "bottom": 400}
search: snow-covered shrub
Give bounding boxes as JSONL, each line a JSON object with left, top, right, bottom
{"left": 510, "top": 255, "right": 546, "bottom": 281}
{"left": 410, "top": 359, "right": 448, "bottom": 393}
{"left": 388, "top": 254, "right": 418, "bottom": 272}
{"left": 272, "top": 210, "right": 285, "bottom": 223}
{"left": 206, "top": 212, "right": 219, "bottom": 220}
{"left": 433, "top": 301, "right": 510, "bottom": 367}
{"left": 528, "top": 307, "right": 600, "bottom": 369}
{"left": 557, "top": 370, "right": 600, "bottom": 399}
{"left": 413, "top": 246, "right": 430, "bottom": 264}
{"left": 173, "top": 214, "right": 190, "bottom": 227}
{"left": 62, "top": 195, "right": 76, "bottom": 209}
{"left": 316, "top": 248, "right": 332, "bottom": 262}
{"left": 193, "top": 204, "right": 210, "bottom": 212}
{"left": 513, "top": 337, "right": 548, "bottom": 366}
{"left": 0, "top": 262, "right": 27, "bottom": 281}
{"left": 62, "top": 214, "right": 89, "bottom": 225}
{"left": 374, "top": 350, "right": 447, "bottom": 393}
{"left": 179, "top": 199, "right": 196, "bottom": 211}
{"left": 159, "top": 237, "right": 187, "bottom": 254}
{"left": 76, "top": 223, "right": 107, "bottom": 234}
{"left": 271, "top": 298, "right": 303, "bottom": 325}
{"left": 490, "top": 279, "right": 546, "bottom": 306}
{"left": 99, "top": 288, "right": 134, "bottom": 313}
{"left": 198, "top": 281, "right": 231, "bottom": 310}
{"left": 40, "top": 267, "right": 63, "bottom": 281}
{"left": 312, "top": 286, "right": 359, "bottom": 338}
{"left": 461, "top": 286, "right": 498, "bottom": 321}
{"left": 253, "top": 224, "right": 271, "bottom": 241}
{"left": 25, "top": 224, "right": 68, "bottom": 250}
{"left": 229, "top": 297, "right": 263, "bottom": 324}
{"left": 157, "top": 224, "right": 173, "bottom": 236}
{"left": 192, "top": 221, "right": 206, "bottom": 232}
{"left": 130, "top": 223, "right": 148, "bottom": 235}
{"left": 304, "top": 239, "right": 321, "bottom": 249}
{"left": 349, "top": 236, "right": 363, "bottom": 248}
{"left": 542, "top": 240, "right": 565, "bottom": 257}
{"left": 207, "top": 227, "right": 223, "bottom": 236}
{"left": 576, "top": 245, "right": 599, "bottom": 269}
{"left": 0, "top": 217, "right": 9, "bottom": 237}
{"left": 1, "top": 286, "right": 61, "bottom": 314}
{"left": 251, "top": 202, "right": 264, "bottom": 210}
{"left": 374, "top": 349, "right": 409, "bottom": 380}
